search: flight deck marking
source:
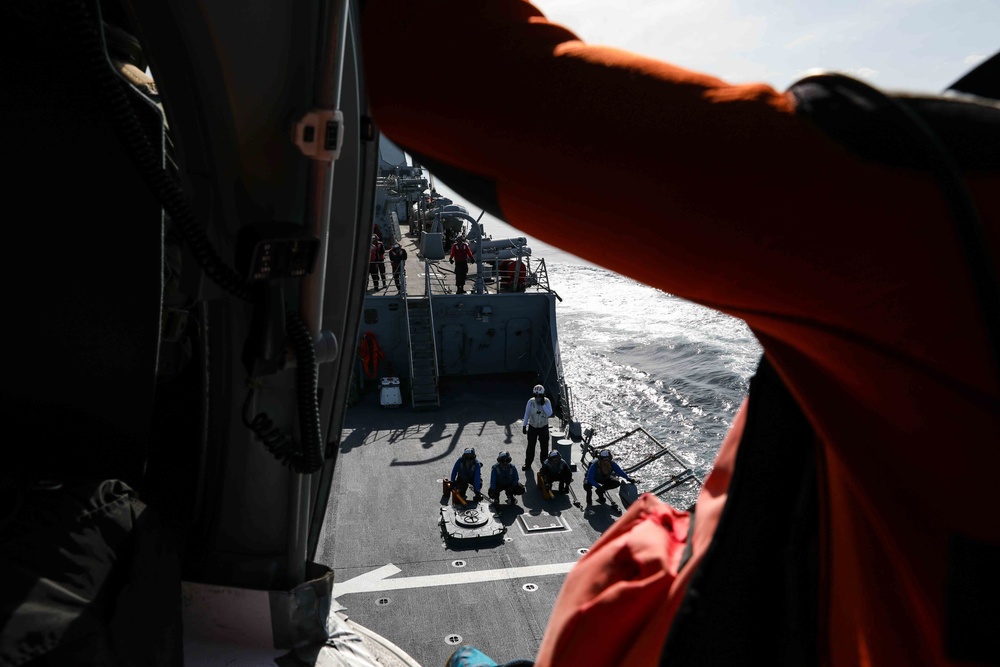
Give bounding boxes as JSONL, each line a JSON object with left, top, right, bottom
{"left": 333, "top": 561, "right": 577, "bottom": 597}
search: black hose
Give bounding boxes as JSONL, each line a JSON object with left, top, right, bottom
{"left": 73, "top": 0, "right": 326, "bottom": 473}
{"left": 242, "top": 388, "right": 298, "bottom": 468}
{"left": 70, "top": 0, "right": 253, "bottom": 303}
{"left": 285, "top": 310, "right": 324, "bottom": 473}
{"left": 239, "top": 311, "right": 324, "bottom": 474}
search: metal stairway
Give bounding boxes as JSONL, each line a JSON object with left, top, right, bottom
{"left": 406, "top": 298, "right": 440, "bottom": 409}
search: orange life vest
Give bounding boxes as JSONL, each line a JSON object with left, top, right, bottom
{"left": 358, "top": 332, "right": 384, "bottom": 379}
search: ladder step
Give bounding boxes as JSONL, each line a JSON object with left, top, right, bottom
{"left": 406, "top": 297, "right": 437, "bottom": 409}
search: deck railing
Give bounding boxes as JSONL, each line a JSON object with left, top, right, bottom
{"left": 424, "top": 261, "right": 441, "bottom": 379}
{"left": 579, "top": 425, "right": 703, "bottom": 511}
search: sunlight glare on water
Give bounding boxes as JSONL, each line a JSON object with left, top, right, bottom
{"left": 549, "top": 263, "right": 762, "bottom": 477}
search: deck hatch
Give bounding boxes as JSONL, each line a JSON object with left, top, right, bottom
{"left": 517, "top": 511, "right": 568, "bottom": 533}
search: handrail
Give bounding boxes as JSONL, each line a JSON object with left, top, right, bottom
{"left": 425, "top": 260, "right": 441, "bottom": 383}
{"left": 403, "top": 268, "right": 414, "bottom": 383}
{"left": 578, "top": 425, "right": 703, "bottom": 486}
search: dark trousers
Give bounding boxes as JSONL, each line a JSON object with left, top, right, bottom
{"left": 525, "top": 425, "right": 549, "bottom": 468}
{"left": 453, "top": 480, "right": 478, "bottom": 497}
{"left": 489, "top": 482, "right": 518, "bottom": 500}
{"left": 391, "top": 262, "right": 402, "bottom": 289}
{"left": 369, "top": 261, "right": 385, "bottom": 287}
{"left": 541, "top": 467, "right": 572, "bottom": 488}
{"left": 584, "top": 477, "right": 622, "bottom": 499}
{"left": 455, "top": 260, "right": 468, "bottom": 292}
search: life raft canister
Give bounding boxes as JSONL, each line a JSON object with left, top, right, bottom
{"left": 498, "top": 259, "right": 527, "bottom": 292}
{"left": 358, "top": 332, "right": 384, "bottom": 379}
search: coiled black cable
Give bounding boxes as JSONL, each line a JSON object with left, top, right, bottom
{"left": 286, "top": 310, "right": 323, "bottom": 473}
{"left": 70, "top": 0, "right": 253, "bottom": 303}
{"left": 72, "top": 0, "right": 326, "bottom": 473}
{"left": 242, "top": 385, "right": 299, "bottom": 470}
{"left": 241, "top": 311, "right": 324, "bottom": 474}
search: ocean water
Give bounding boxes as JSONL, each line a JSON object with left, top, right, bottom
{"left": 466, "top": 203, "right": 763, "bottom": 481}
{"left": 549, "top": 262, "right": 761, "bottom": 478}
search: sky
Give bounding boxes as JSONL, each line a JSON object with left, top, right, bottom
{"left": 530, "top": 0, "right": 998, "bottom": 92}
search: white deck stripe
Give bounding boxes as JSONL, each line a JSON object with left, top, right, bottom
{"left": 333, "top": 561, "right": 577, "bottom": 597}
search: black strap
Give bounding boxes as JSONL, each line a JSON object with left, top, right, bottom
{"left": 790, "top": 73, "right": 1000, "bottom": 392}
{"left": 660, "top": 357, "right": 819, "bottom": 666}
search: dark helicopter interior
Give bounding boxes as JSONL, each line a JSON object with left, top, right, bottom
{"left": 3, "top": 0, "right": 378, "bottom": 663}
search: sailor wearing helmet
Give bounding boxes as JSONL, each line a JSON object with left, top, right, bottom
{"left": 521, "top": 384, "right": 553, "bottom": 471}
{"left": 584, "top": 450, "right": 634, "bottom": 505}
{"left": 448, "top": 233, "right": 475, "bottom": 294}
{"left": 488, "top": 451, "right": 524, "bottom": 505}
{"left": 540, "top": 449, "right": 573, "bottom": 495}
{"left": 450, "top": 448, "right": 483, "bottom": 502}
{"left": 369, "top": 234, "right": 386, "bottom": 290}
{"left": 388, "top": 241, "right": 407, "bottom": 292}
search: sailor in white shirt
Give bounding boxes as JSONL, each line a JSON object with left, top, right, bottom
{"left": 521, "top": 384, "right": 553, "bottom": 471}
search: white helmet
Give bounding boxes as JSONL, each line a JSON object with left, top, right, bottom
{"left": 533, "top": 384, "right": 545, "bottom": 395}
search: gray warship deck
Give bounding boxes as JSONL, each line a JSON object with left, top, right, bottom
{"left": 367, "top": 222, "right": 484, "bottom": 297}
{"left": 315, "top": 375, "right": 622, "bottom": 667}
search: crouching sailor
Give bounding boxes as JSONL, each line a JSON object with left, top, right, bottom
{"left": 584, "top": 450, "right": 634, "bottom": 505}
{"left": 540, "top": 450, "right": 572, "bottom": 495}
{"left": 450, "top": 448, "right": 483, "bottom": 502}
{"left": 488, "top": 451, "right": 524, "bottom": 505}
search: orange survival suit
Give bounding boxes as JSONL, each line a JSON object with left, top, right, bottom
{"left": 360, "top": 3, "right": 1000, "bottom": 665}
